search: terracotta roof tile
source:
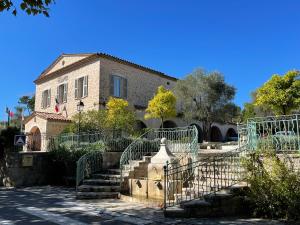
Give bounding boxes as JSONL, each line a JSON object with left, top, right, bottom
{"left": 24, "top": 111, "right": 72, "bottom": 124}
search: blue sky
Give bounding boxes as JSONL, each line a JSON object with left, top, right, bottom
{"left": 0, "top": 0, "right": 299, "bottom": 120}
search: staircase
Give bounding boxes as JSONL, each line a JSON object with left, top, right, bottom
{"left": 165, "top": 182, "right": 251, "bottom": 218}
{"left": 76, "top": 168, "right": 121, "bottom": 199}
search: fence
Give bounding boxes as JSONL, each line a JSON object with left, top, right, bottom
{"left": 164, "top": 144, "right": 249, "bottom": 208}
{"left": 246, "top": 114, "right": 300, "bottom": 152}
{"left": 120, "top": 126, "right": 198, "bottom": 173}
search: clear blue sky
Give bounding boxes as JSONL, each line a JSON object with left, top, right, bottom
{"left": 0, "top": 0, "right": 299, "bottom": 120}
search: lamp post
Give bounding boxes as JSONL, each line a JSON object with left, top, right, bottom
{"left": 77, "top": 100, "right": 84, "bottom": 135}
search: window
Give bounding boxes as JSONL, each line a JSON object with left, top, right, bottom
{"left": 75, "top": 76, "right": 88, "bottom": 99}
{"left": 41, "top": 89, "right": 51, "bottom": 108}
{"left": 57, "top": 83, "right": 68, "bottom": 103}
{"left": 110, "top": 75, "right": 127, "bottom": 98}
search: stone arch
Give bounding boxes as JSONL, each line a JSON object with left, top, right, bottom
{"left": 134, "top": 120, "right": 147, "bottom": 132}
{"left": 190, "top": 123, "right": 203, "bottom": 143}
{"left": 28, "top": 126, "right": 41, "bottom": 151}
{"left": 161, "top": 120, "right": 177, "bottom": 128}
{"left": 210, "top": 126, "right": 223, "bottom": 142}
{"left": 226, "top": 128, "right": 238, "bottom": 141}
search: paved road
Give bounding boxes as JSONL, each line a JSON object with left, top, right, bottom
{"left": 0, "top": 186, "right": 285, "bottom": 225}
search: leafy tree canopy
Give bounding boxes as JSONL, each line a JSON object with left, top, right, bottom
{"left": 0, "top": 0, "right": 54, "bottom": 16}
{"left": 255, "top": 70, "right": 300, "bottom": 115}
{"left": 18, "top": 95, "right": 35, "bottom": 114}
{"left": 174, "top": 69, "right": 238, "bottom": 140}
{"left": 145, "top": 86, "right": 177, "bottom": 128}
{"left": 106, "top": 97, "right": 136, "bottom": 132}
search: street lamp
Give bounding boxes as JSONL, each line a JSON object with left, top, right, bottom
{"left": 77, "top": 100, "right": 84, "bottom": 134}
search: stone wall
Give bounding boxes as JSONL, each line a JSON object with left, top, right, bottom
{"left": 0, "top": 152, "right": 52, "bottom": 187}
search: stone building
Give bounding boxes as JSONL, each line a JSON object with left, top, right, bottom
{"left": 24, "top": 53, "right": 237, "bottom": 151}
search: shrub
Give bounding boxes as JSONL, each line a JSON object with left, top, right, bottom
{"left": 0, "top": 126, "right": 20, "bottom": 151}
{"left": 243, "top": 148, "right": 300, "bottom": 220}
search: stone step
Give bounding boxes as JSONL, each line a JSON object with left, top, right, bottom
{"left": 164, "top": 206, "right": 187, "bottom": 218}
{"left": 91, "top": 173, "right": 121, "bottom": 180}
{"left": 77, "top": 184, "right": 121, "bottom": 192}
{"left": 76, "top": 191, "right": 119, "bottom": 200}
{"left": 83, "top": 178, "right": 120, "bottom": 186}
{"left": 106, "top": 169, "right": 121, "bottom": 175}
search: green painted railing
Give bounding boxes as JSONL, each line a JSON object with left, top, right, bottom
{"left": 76, "top": 150, "right": 104, "bottom": 189}
{"left": 120, "top": 126, "right": 198, "bottom": 174}
{"left": 246, "top": 114, "right": 300, "bottom": 152}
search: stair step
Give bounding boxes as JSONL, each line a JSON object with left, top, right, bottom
{"left": 91, "top": 173, "right": 121, "bottom": 180}
{"left": 77, "top": 184, "right": 121, "bottom": 192}
{"left": 164, "top": 206, "right": 187, "bottom": 218}
{"left": 76, "top": 191, "right": 119, "bottom": 200}
{"left": 83, "top": 179, "right": 120, "bottom": 185}
{"left": 106, "top": 169, "right": 121, "bottom": 174}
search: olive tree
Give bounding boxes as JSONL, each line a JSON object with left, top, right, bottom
{"left": 174, "top": 69, "right": 239, "bottom": 141}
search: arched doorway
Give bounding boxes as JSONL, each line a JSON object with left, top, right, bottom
{"left": 161, "top": 120, "right": 177, "bottom": 128}
{"left": 226, "top": 128, "right": 238, "bottom": 141}
{"left": 210, "top": 126, "right": 223, "bottom": 142}
{"left": 190, "top": 123, "right": 203, "bottom": 143}
{"left": 28, "top": 126, "right": 41, "bottom": 151}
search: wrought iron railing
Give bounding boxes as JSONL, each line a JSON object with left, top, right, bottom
{"left": 76, "top": 150, "right": 104, "bottom": 189}
{"left": 164, "top": 144, "right": 249, "bottom": 208}
{"left": 246, "top": 114, "right": 300, "bottom": 152}
{"left": 120, "top": 126, "right": 198, "bottom": 173}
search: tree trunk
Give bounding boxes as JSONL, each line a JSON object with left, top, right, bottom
{"left": 202, "top": 120, "right": 212, "bottom": 142}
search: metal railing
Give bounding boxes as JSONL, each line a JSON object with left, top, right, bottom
{"left": 120, "top": 126, "right": 198, "bottom": 173}
{"left": 164, "top": 144, "right": 249, "bottom": 208}
{"left": 76, "top": 150, "right": 104, "bottom": 189}
{"left": 246, "top": 114, "right": 300, "bottom": 152}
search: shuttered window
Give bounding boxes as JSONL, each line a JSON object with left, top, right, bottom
{"left": 41, "top": 89, "right": 51, "bottom": 108}
{"left": 75, "top": 76, "right": 88, "bottom": 99}
{"left": 110, "top": 75, "right": 127, "bottom": 99}
{"left": 57, "top": 83, "right": 68, "bottom": 103}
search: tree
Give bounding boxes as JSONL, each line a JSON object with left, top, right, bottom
{"left": 18, "top": 95, "right": 35, "bottom": 114}
{"left": 174, "top": 69, "right": 238, "bottom": 141}
{"left": 145, "top": 86, "right": 177, "bottom": 128}
{"left": 255, "top": 70, "right": 300, "bottom": 115}
{"left": 106, "top": 97, "right": 136, "bottom": 133}
{"left": 64, "top": 110, "right": 107, "bottom": 133}
{"left": 0, "top": 0, "right": 54, "bottom": 16}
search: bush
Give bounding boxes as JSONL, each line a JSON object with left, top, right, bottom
{"left": 0, "top": 126, "right": 20, "bottom": 151}
{"left": 48, "top": 141, "right": 106, "bottom": 184}
{"left": 105, "top": 137, "right": 133, "bottom": 152}
{"left": 243, "top": 148, "right": 300, "bottom": 220}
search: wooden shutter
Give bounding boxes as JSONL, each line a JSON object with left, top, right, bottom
{"left": 122, "top": 77, "right": 127, "bottom": 99}
{"left": 110, "top": 75, "right": 114, "bottom": 96}
{"left": 75, "top": 79, "right": 78, "bottom": 99}
{"left": 41, "top": 91, "right": 45, "bottom": 108}
{"left": 84, "top": 76, "right": 88, "bottom": 97}
{"left": 47, "top": 89, "right": 51, "bottom": 107}
{"left": 57, "top": 86, "right": 60, "bottom": 103}
{"left": 63, "top": 83, "right": 68, "bottom": 103}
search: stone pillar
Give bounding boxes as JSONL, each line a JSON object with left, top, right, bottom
{"left": 147, "top": 138, "right": 178, "bottom": 200}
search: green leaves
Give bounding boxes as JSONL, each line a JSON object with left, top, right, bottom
{"left": 144, "top": 86, "right": 177, "bottom": 127}
{"left": 255, "top": 70, "right": 300, "bottom": 115}
{"left": 0, "top": 0, "right": 54, "bottom": 16}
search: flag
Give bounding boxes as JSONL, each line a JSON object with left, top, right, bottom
{"left": 55, "top": 98, "right": 59, "bottom": 113}
{"left": 21, "top": 108, "right": 24, "bottom": 121}
{"left": 9, "top": 111, "right": 14, "bottom": 118}
{"left": 5, "top": 107, "right": 9, "bottom": 114}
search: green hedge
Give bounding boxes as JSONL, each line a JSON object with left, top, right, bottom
{"left": 243, "top": 149, "right": 300, "bottom": 220}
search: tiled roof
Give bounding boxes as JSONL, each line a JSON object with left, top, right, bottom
{"left": 34, "top": 53, "right": 177, "bottom": 83}
{"left": 24, "top": 111, "right": 72, "bottom": 124}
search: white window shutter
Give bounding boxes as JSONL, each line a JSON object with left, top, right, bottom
{"left": 75, "top": 79, "right": 78, "bottom": 99}
{"left": 84, "top": 76, "right": 88, "bottom": 97}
